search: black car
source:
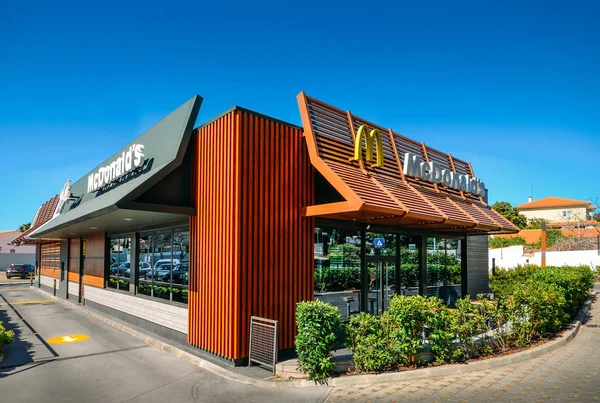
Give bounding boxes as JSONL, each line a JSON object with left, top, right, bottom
{"left": 6, "top": 264, "right": 35, "bottom": 279}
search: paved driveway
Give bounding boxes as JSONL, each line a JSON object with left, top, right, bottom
{"left": 0, "top": 285, "right": 330, "bottom": 403}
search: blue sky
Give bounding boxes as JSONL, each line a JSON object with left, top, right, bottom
{"left": 1, "top": 0, "right": 599, "bottom": 229}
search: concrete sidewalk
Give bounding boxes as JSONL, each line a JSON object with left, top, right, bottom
{"left": 0, "top": 285, "right": 330, "bottom": 403}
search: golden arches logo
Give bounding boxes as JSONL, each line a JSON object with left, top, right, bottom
{"left": 353, "top": 125, "right": 384, "bottom": 167}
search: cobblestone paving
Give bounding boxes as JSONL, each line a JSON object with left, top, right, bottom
{"left": 326, "top": 292, "right": 600, "bottom": 403}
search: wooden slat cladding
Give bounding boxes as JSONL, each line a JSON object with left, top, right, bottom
{"left": 83, "top": 233, "right": 105, "bottom": 288}
{"left": 298, "top": 92, "right": 519, "bottom": 234}
{"left": 68, "top": 238, "right": 81, "bottom": 283}
{"left": 189, "top": 109, "right": 314, "bottom": 361}
{"left": 40, "top": 242, "right": 60, "bottom": 277}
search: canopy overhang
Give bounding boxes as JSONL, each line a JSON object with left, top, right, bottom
{"left": 297, "top": 92, "right": 519, "bottom": 235}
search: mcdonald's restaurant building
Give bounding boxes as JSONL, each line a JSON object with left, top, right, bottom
{"left": 13, "top": 93, "right": 518, "bottom": 365}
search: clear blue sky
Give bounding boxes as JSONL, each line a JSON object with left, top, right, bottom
{"left": 1, "top": 1, "right": 598, "bottom": 230}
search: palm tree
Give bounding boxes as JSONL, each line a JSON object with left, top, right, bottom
{"left": 18, "top": 223, "right": 31, "bottom": 232}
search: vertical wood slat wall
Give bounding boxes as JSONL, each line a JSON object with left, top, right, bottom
{"left": 189, "top": 109, "right": 314, "bottom": 361}
{"left": 83, "top": 233, "right": 105, "bottom": 288}
{"left": 68, "top": 238, "right": 81, "bottom": 283}
{"left": 40, "top": 242, "right": 61, "bottom": 278}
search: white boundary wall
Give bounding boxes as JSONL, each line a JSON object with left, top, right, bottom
{"left": 489, "top": 246, "right": 600, "bottom": 271}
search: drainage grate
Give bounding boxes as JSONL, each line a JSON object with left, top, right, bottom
{"left": 248, "top": 316, "right": 278, "bottom": 375}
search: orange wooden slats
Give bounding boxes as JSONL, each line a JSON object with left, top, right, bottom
{"left": 188, "top": 109, "right": 314, "bottom": 361}
{"left": 40, "top": 241, "right": 60, "bottom": 278}
{"left": 83, "top": 233, "right": 105, "bottom": 287}
{"left": 68, "top": 238, "right": 81, "bottom": 283}
{"left": 298, "top": 92, "right": 518, "bottom": 233}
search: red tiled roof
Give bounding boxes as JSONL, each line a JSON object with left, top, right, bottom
{"left": 12, "top": 194, "right": 59, "bottom": 245}
{"left": 515, "top": 197, "right": 592, "bottom": 210}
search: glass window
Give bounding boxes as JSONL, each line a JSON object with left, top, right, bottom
{"left": 314, "top": 227, "right": 362, "bottom": 321}
{"left": 136, "top": 227, "right": 189, "bottom": 304}
{"left": 399, "top": 235, "right": 420, "bottom": 296}
{"left": 108, "top": 236, "right": 131, "bottom": 291}
{"left": 426, "top": 237, "right": 462, "bottom": 306}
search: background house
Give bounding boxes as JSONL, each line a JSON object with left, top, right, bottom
{"left": 515, "top": 196, "right": 596, "bottom": 223}
{"left": 0, "top": 230, "right": 36, "bottom": 269}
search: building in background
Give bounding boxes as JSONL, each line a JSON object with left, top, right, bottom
{"left": 515, "top": 196, "right": 596, "bottom": 224}
{"left": 0, "top": 230, "right": 36, "bottom": 269}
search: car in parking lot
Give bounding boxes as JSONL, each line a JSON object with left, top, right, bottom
{"left": 145, "top": 263, "right": 188, "bottom": 283}
{"left": 5, "top": 264, "right": 35, "bottom": 279}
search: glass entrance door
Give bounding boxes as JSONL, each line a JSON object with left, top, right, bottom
{"left": 367, "top": 258, "right": 396, "bottom": 314}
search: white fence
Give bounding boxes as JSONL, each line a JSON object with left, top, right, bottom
{"left": 489, "top": 246, "right": 600, "bottom": 271}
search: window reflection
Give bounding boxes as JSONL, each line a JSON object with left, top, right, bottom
{"left": 314, "top": 228, "right": 362, "bottom": 321}
{"left": 426, "top": 237, "right": 462, "bottom": 306}
{"left": 136, "top": 227, "right": 189, "bottom": 304}
{"left": 108, "top": 237, "right": 131, "bottom": 291}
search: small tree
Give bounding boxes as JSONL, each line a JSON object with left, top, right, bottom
{"left": 18, "top": 223, "right": 31, "bottom": 232}
{"left": 491, "top": 201, "right": 528, "bottom": 229}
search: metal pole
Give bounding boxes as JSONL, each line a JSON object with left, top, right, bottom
{"left": 541, "top": 221, "right": 547, "bottom": 267}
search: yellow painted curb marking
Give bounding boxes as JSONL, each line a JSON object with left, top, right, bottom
{"left": 47, "top": 334, "right": 90, "bottom": 344}
{"left": 0, "top": 299, "right": 55, "bottom": 306}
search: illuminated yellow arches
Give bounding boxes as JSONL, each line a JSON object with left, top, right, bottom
{"left": 353, "top": 125, "right": 384, "bottom": 167}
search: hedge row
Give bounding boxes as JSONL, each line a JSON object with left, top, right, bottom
{"left": 296, "top": 264, "right": 594, "bottom": 380}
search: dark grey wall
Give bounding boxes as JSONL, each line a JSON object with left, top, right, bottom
{"left": 0, "top": 254, "right": 36, "bottom": 270}
{"left": 466, "top": 235, "right": 490, "bottom": 296}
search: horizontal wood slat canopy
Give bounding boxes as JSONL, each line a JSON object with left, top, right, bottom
{"left": 298, "top": 92, "right": 519, "bottom": 234}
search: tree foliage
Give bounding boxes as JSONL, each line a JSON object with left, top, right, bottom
{"left": 18, "top": 222, "right": 31, "bottom": 232}
{"left": 491, "top": 201, "right": 527, "bottom": 228}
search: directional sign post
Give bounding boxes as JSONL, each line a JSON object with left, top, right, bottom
{"left": 374, "top": 238, "right": 385, "bottom": 249}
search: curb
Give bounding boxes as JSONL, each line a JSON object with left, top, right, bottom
{"left": 32, "top": 286, "right": 595, "bottom": 388}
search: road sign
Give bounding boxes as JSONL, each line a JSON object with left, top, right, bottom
{"left": 47, "top": 334, "right": 90, "bottom": 344}
{"left": 374, "top": 238, "right": 385, "bottom": 249}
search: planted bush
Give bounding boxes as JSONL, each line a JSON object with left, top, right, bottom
{"left": 295, "top": 300, "right": 343, "bottom": 381}
{"left": 453, "top": 297, "right": 490, "bottom": 360}
{"left": 0, "top": 320, "right": 14, "bottom": 354}
{"left": 346, "top": 313, "right": 395, "bottom": 372}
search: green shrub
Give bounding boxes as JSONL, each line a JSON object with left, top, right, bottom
{"left": 295, "top": 300, "right": 343, "bottom": 381}
{"left": 531, "top": 265, "right": 594, "bottom": 317}
{"left": 0, "top": 320, "right": 14, "bottom": 353}
{"left": 346, "top": 313, "right": 395, "bottom": 372}
{"left": 488, "top": 236, "right": 527, "bottom": 249}
{"left": 453, "top": 297, "right": 490, "bottom": 360}
{"left": 490, "top": 265, "right": 539, "bottom": 299}
{"left": 511, "top": 280, "right": 567, "bottom": 343}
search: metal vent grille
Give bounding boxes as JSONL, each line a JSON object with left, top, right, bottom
{"left": 248, "top": 316, "right": 278, "bottom": 374}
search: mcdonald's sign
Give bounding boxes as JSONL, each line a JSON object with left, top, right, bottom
{"left": 353, "top": 125, "right": 384, "bottom": 167}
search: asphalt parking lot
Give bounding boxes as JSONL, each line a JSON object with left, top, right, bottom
{"left": 0, "top": 285, "right": 330, "bottom": 403}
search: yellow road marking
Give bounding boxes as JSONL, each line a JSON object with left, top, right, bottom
{"left": 47, "top": 334, "right": 90, "bottom": 344}
{"left": 0, "top": 288, "right": 35, "bottom": 291}
{"left": 0, "top": 299, "right": 55, "bottom": 306}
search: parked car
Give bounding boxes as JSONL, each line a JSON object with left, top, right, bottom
{"left": 110, "top": 262, "right": 151, "bottom": 276}
{"left": 6, "top": 264, "right": 35, "bottom": 279}
{"left": 171, "top": 264, "right": 189, "bottom": 284}
{"left": 145, "top": 264, "right": 172, "bottom": 281}
{"left": 153, "top": 258, "right": 180, "bottom": 269}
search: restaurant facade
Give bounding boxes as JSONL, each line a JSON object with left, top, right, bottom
{"left": 13, "top": 92, "right": 518, "bottom": 364}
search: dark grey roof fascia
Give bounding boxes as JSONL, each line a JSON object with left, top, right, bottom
{"left": 29, "top": 95, "right": 202, "bottom": 238}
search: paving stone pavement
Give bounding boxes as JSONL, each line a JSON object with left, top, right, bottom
{"left": 325, "top": 290, "right": 600, "bottom": 403}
